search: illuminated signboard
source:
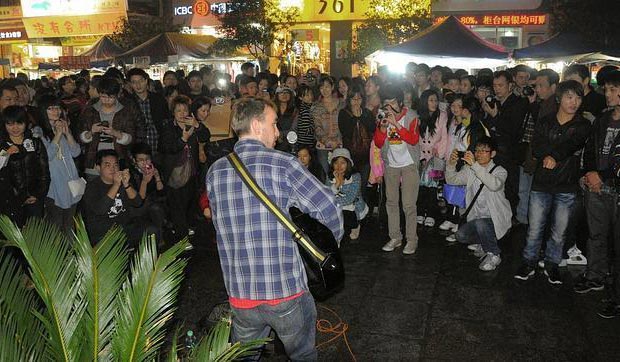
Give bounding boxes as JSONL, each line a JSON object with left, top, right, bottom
{"left": 173, "top": 0, "right": 231, "bottom": 17}
{"left": 435, "top": 14, "right": 547, "bottom": 26}
{"left": 297, "top": 0, "right": 371, "bottom": 22}
{"left": 23, "top": 13, "right": 125, "bottom": 37}
{"left": 21, "top": 0, "right": 127, "bottom": 17}
{"left": 433, "top": 0, "right": 543, "bottom": 12}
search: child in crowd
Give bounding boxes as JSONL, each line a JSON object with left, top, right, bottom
{"left": 297, "top": 145, "right": 325, "bottom": 183}
{"left": 445, "top": 137, "right": 512, "bottom": 271}
{"left": 326, "top": 148, "right": 368, "bottom": 240}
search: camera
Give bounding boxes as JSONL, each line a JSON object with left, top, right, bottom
{"left": 100, "top": 121, "right": 109, "bottom": 128}
{"left": 214, "top": 96, "right": 225, "bottom": 105}
{"left": 485, "top": 95, "right": 499, "bottom": 107}
{"left": 185, "top": 124, "right": 193, "bottom": 131}
{"left": 305, "top": 71, "right": 315, "bottom": 82}
{"left": 377, "top": 108, "right": 389, "bottom": 125}
{"left": 457, "top": 151, "right": 465, "bottom": 159}
{"left": 522, "top": 85, "right": 535, "bottom": 97}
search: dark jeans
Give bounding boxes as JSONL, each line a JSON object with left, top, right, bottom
{"left": 523, "top": 191, "right": 576, "bottom": 265}
{"left": 456, "top": 218, "right": 500, "bottom": 255}
{"left": 584, "top": 190, "right": 619, "bottom": 282}
{"left": 44, "top": 197, "right": 77, "bottom": 237}
{"left": 417, "top": 186, "right": 441, "bottom": 220}
{"left": 231, "top": 292, "right": 317, "bottom": 361}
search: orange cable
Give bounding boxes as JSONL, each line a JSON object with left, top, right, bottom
{"left": 315, "top": 304, "right": 356, "bottom": 361}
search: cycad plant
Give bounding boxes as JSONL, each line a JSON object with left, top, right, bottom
{"left": 0, "top": 215, "right": 267, "bottom": 361}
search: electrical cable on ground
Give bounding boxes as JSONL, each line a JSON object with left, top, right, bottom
{"left": 315, "top": 304, "right": 356, "bottom": 361}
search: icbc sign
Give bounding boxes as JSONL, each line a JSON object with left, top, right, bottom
{"left": 174, "top": 0, "right": 211, "bottom": 16}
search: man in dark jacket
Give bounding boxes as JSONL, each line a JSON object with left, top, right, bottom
{"left": 126, "top": 68, "right": 170, "bottom": 160}
{"left": 514, "top": 80, "right": 592, "bottom": 285}
{"left": 578, "top": 71, "right": 620, "bottom": 315}
{"left": 482, "top": 70, "right": 529, "bottom": 212}
{"left": 564, "top": 64, "right": 607, "bottom": 120}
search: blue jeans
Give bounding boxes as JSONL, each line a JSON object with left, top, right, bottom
{"left": 456, "top": 218, "right": 500, "bottom": 255}
{"left": 231, "top": 292, "right": 317, "bottom": 361}
{"left": 523, "top": 191, "right": 576, "bottom": 265}
{"left": 516, "top": 166, "right": 533, "bottom": 224}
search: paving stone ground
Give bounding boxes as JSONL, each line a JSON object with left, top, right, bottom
{"left": 174, "top": 220, "right": 620, "bottom": 361}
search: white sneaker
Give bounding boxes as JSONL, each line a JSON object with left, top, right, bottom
{"left": 349, "top": 225, "right": 361, "bottom": 240}
{"left": 382, "top": 239, "right": 402, "bottom": 252}
{"left": 538, "top": 260, "right": 545, "bottom": 269}
{"left": 451, "top": 224, "right": 459, "bottom": 233}
{"left": 446, "top": 233, "right": 457, "bottom": 242}
{"left": 479, "top": 253, "right": 501, "bottom": 271}
{"left": 467, "top": 243, "right": 481, "bottom": 251}
{"left": 439, "top": 220, "right": 456, "bottom": 231}
{"left": 566, "top": 246, "right": 587, "bottom": 265}
{"left": 416, "top": 216, "right": 425, "bottom": 224}
{"left": 188, "top": 228, "right": 195, "bottom": 236}
{"left": 424, "top": 217, "right": 436, "bottom": 227}
{"left": 402, "top": 242, "right": 417, "bottom": 254}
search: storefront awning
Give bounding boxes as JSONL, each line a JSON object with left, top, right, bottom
{"left": 115, "top": 32, "right": 217, "bottom": 65}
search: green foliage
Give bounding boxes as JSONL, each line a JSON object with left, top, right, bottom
{"left": 211, "top": 0, "right": 300, "bottom": 60}
{"left": 349, "top": 0, "right": 432, "bottom": 64}
{"left": 0, "top": 215, "right": 268, "bottom": 361}
{"left": 111, "top": 17, "right": 180, "bottom": 52}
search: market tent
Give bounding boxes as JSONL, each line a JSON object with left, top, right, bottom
{"left": 367, "top": 16, "right": 510, "bottom": 71}
{"left": 81, "top": 36, "right": 124, "bottom": 61}
{"left": 115, "top": 32, "right": 217, "bottom": 65}
{"left": 513, "top": 32, "right": 601, "bottom": 60}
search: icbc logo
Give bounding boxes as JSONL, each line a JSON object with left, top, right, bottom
{"left": 194, "top": 0, "right": 210, "bottom": 16}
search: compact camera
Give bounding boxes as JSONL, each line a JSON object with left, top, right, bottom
{"left": 485, "top": 95, "right": 499, "bottom": 107}
{"left": 214, "top": 96, "right": 225, "bottom": 105}
{"left": 522, "top": 85, "right": 535, "bottom": 97}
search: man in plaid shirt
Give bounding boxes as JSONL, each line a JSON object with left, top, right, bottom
{"left": 206, "top": 97, "right": 344, "bottom": 361}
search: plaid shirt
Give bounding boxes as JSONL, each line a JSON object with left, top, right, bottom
{"left": 137, "top": 96, "right": 158, "bottom": 154}
{"left": 206, "top": 139, "right": 344, "bottom": 300}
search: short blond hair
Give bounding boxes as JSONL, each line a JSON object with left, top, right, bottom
{"left": 231, "top": 96, "right": 275, "bottom": 136}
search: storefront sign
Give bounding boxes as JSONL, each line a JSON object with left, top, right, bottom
{"left": 0, "top": 28, "right": 28, "bottom": 44}
{"left": 0, "top": 6, "right": 23, "bottom": 18}
{"left": 435, "top": 14, "right": 547, "bottom": 26}
{"left": 298, "top": 0, "right": 371, "bottom": 22}
{"left": 21, "top": 0, "right": 127, "bottom": 18}
{"left": 59, "top": 55, "right": 90, "bottom": 69}
{"left": 433, "top": 0, "right": 543, "bottom": 12}
{"left": 23, "top": 13, "right": 126, "bottom": 37}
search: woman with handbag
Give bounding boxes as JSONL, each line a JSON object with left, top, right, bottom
{"left": 0, "top": 105, "right": 50, "bottom": 227}
{"left": 416, "top": 89, "right": 448, "bottom": 228}
{"left": 159, "top": 95, "right": 210, "bottom": 240}
{"left": 38, "top": 95, "right": 83, "bottom": 235}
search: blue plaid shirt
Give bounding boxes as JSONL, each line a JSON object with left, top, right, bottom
{"left": 206, "top": 139, "right": 344, "bottom": 300}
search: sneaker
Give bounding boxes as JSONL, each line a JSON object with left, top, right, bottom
{"left": 349, "top": 225, "right": 361, "bottom": 240}
{"left": 597, "top": 302, "right": 620, "bottom": 319}
{"left": 424, "top": 217, "right": 436, "bottom": 227}
{"left": 451, "top": 224, "right": 459, "bottom": 233}
{"left": 544, "top": 264, "right": 563, "bottom": 285}
{"left": 467, "top": 243, "right": 481, "bottom": 251}
{"left": 537, "top": 260, "right": 545, "bottom": 269}
{"left": 566, "top": 246, "right": 587, "bottom": 265}
{"left": 514, "top": 263, "right": 536, "bottom": 281}
{"left": 402, "top": 242, "right": 417, "bottom": 254}
{"left": 446, "top": 234, "right": 457, "bottom": 242}
{"left": 382, "top": 239, "right": 402, "bottom": 252}
{"left": 559, "top": 259, "right": 568, "bottom": 267}
{"left": 188, "top": 228, "right": 195, "bottom": 236}
{"left": 470, "top": 244, "right": 485, "bottom": 258}
{"left": 479, "top": 253, "right": 501, "bottom": 271}
{"left": 573, "top": 274, "right": 604, "bottom": 294}
{"left": 439, "top": 220, "right": 456, "bottom": 231}
{"left": 416, "top": 216, "right": 425, "bottom": 224}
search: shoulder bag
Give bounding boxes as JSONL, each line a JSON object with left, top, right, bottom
{"left": 227, "top": 152, "right": 344, "bottom": 301}
{"left": 461, "top": 164, "right": 499, "bottom": 219}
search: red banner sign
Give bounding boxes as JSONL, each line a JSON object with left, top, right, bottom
{"left": 435, "top": 14, "right": 547, "bottom": 26}
{"left": 59, "top": 56, "right": 90, "bottom": 70}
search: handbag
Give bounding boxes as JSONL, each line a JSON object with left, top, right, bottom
{"left": 61, "top": 152, "right": 86, "bottom": 199}
{"left": 420, "top": 156, "right": 445, "bottom": 188}
{"left": 443, "top": 184, "right": 466, "bottom": 208}
{"left": 227, "top": 152, "right": 345, "bottom": 301}
{"left": 168, "top": 144, "right": 194, "bottom": 189}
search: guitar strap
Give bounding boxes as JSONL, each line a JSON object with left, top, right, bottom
{"left": 226, "top": 152, "right": 327, "bottom": 263}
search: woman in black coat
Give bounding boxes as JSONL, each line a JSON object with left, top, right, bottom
{"left": 158, "top": 95, "right": 209, "bottom": 240}
{"left": 0, "top": 105, "right": 50, "bottom": 226}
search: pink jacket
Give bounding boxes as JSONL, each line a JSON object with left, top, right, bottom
{"left": 368, "top": 140, "right": 384, "bottom": 184}
{"left": 419, "top": 110, "right": 448, "bottom": 162}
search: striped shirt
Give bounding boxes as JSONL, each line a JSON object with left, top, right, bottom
{"left": 296, "top": 102, "right": 316, "bottom": 147}
{"left": 206, "top": 139, "right": 344, "bottom": 300}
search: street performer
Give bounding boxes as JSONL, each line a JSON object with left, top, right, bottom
{"left": 206, "top": 97, "right": 344, "bottom": 360}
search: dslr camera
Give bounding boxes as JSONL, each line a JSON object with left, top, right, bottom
{"left": 522, "top": 85, "right": 535, "bottom": 97}
{"left": 485, "top": 95, "right": 499, "bottom": 107}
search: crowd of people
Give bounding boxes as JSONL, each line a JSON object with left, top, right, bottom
{"left": 2, "top": 59, "right": 620, "bottom": 360}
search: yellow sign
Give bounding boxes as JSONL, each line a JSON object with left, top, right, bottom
{"left": 23, "top": 13, "right": 126, "bottom": 37}
{"left": 297, "top": 0, "right": 371, "bottom": 22}
{"left": 0, "top": 6, "right": 23, "bottom": 19}
{"left": 21, "top": 0, "right": 127, "bottom": 18}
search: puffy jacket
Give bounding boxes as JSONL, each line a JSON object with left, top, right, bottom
{"left": 531, "top": 113, "right": 591, "bottom": 194}
{"left": 0, "top": 134, "right": 50, "bottom": 204}
{"left": 583, "top": 109, "right": 620, "bottom": 182}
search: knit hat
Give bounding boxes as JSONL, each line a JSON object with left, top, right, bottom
{"left": 328, "top": 148, "right": 354, "bottom": 166}
{"left": 275, "top": 86, "right": 296, "bottom": 97}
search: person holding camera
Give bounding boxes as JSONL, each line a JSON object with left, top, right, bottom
{"left": 481, "top": 71, "right": 529, "bottom": 213}
{"left": 79, "top": 76, "right": 137, "bottom": 177}
{"left": 374, "top": 84, "right": 421, "bottom": 254}
{"left": 159, "top": 95, "right": 210, "bottom": 240}
{"left": 82, "top": 149, "right": 144, "bottom": 246}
